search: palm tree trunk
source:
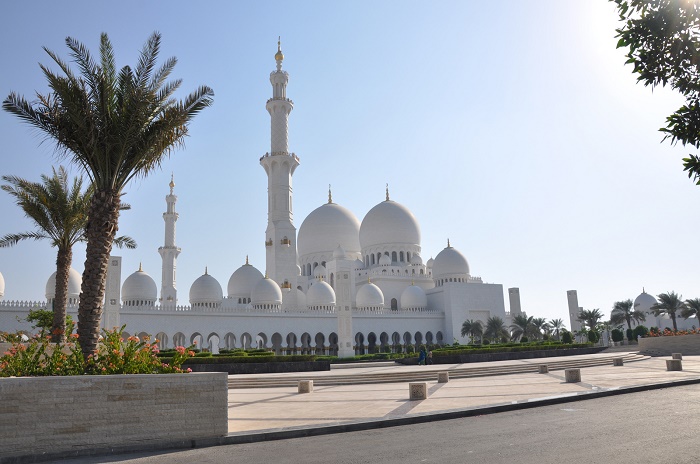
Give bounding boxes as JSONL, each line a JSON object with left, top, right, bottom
{"left": 77, "top": 189, "right": 120, "bottom": 361}
{"left": 671, "top": 313, "right": 678, "bottom": 332}
{"left": 51, "top": 246, "right": 72, "bottom": 343}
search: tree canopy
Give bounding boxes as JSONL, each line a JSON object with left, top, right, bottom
{"left": 613, "top": 0, "right": 700, "bottom": 184}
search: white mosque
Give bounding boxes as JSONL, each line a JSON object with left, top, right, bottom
{"left": 0, "top": 43, "right": 680, "bottom": 355}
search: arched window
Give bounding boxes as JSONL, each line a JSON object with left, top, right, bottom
{"left": 400, "top": 251, "right": 404, "bottom": 262}
{"left": 371, "top": 255, "right": 375, "bottom": 265}
{"left": 392, "top": 251, "right": 397, "bottom": 262}
{"left": 391, "top": 298, "right": 398, "bottom": 310}
{"left": 330, "top": 273, "right": 334, "bottom": 288}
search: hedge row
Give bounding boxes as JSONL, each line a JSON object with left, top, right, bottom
{"left": 433, "top": 343, "right": 591, "bottom": 357}
{"left": 159, "top": 354, "right": 317, "bottom": 364}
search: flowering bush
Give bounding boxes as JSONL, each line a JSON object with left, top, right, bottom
{"left": 0, "top": 326, "right": 194, "bottom": 377}
{"left": 646, "top": 327, "right": 700, "bottom": 337}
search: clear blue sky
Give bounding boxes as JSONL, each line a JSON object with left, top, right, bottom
{"left": 0, "top": 1, "right": 698, "bottom": 325}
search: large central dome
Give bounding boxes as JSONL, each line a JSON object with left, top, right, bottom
{"left": 360, "top": 200, "right": 421, "bottom": 249}
{"left": 298, "top": 202, "right": 361, "bottom": 258}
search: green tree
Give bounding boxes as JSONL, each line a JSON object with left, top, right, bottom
{"left": 460, "top": 319, "right": 483, "bottom": 344}
{"left": 681, "top": 298, "right": 700, "bottom": 327}
{"left": 0, "top": 167, "right": 135, "bottom": 342}
{"left": 3, "top": 33, "right": 213, "bottom": 359}
{"left": 613, "top": 0, "right": 700, "bottom": 184}
{"left": 531, "top": 317, "right": 547, "bottom": 340}
{"left": 509, "top": 313, "right": 533, "bottom": 341}
{"left": 577, "top": 308, "right": 604, "bottom": 331}
{"left": 548, "top": 318, "right": 566, "bottom": 340}
{"left": 610, "top": 299, "right": 646, "bottom": 331}
{"left": 651, "top": 291, "right": 685, "bottom": 332}
{"left": 484, "top": 316, "right": 508, "bottom": 344}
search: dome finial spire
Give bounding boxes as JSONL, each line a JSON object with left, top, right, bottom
{"left": 447, "top": 238, "right": 451, "bottom": 248}
{"left": 385, "top": 183, "right": 390, "bottom": 201}
{"left": 205, "top": 266, "right": 208, "bottom": 275}
{"left": 169, "top": 172, "right": 175, "bottom": 194}
{"left": 274, "top": 36, "right": 284, "bottom": 69}
{"left": 245, "top": 255, "right": 249, "bottom": 265}
{"left": 139, "top": 262, "right": 142, "bottom": 272}
{"left": 328, "top": 184, "right": 332, "bottom": 204}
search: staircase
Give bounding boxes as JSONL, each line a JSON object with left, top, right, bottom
{"left": 228, "top": 352, "right": 648, "bottom": 389}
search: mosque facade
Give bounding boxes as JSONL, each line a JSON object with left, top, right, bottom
{"left": 1, "top": 43, "right": 526, "bottom": 355}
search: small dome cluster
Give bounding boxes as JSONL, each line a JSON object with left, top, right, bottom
{"left": 400, "top": 284, "right": 427, "bottom": 310}
{"left": 190, "top": 269, "right": 223, "bottom": 308}
{"left": 634, "top": 289, "right": 657, "bottom": 314}
{"left": 122, "top": 265, "right": 157, "bottom": 307}
{"left": 356, "top": 281, "right": 384, "bottom": 310}
{"left": 227, "top": 259, "right": 264, "bottom": 304}
{"left": 307, "top": 280, "right": 336, "bottom": 310}
{"left": 432, "top": 242, "right": 470, "bottom": 286}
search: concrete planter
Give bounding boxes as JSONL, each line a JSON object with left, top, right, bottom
{"left": 185, "top": 360, "right": 330, "bottom": 375}
{"left": 638, "top": 334, "right": 700, "bottom": 356}
{"left": 0, "top": 372, "right": 228, "bottom": 462}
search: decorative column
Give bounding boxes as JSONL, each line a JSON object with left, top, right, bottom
{"left": 158, "top": 176, "right": 181, "bottom": 308}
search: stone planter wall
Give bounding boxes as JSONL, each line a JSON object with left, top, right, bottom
{"left": 638, "top": 334, "right": 700, "bottom": 356}
{"left": 399, "top": 346, "right": 607, "bottom": 365}
{"left": 0, "top": 372, "right": 228, "bottom": 461}
{"left": 185, "top": 360, "right": 330, "bottom": 375}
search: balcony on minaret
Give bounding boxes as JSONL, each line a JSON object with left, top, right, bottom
{"left": 280, "top": 237, "right": 291, "bottom": 246}
{"left": 265, "top": 238, "right": 273, "bottom": 247}
{"left": 260, "top": 151, "right": 299, "bottom": 162}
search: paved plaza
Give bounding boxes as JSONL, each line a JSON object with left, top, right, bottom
{"left": 226, "top": 352, "right": 700, "bottom": 437}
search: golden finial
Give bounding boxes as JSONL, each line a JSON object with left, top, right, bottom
{"left": 245, "top": 255, "right": 249, "bottom": 265}
{"left": 328, "top": 184, "right": 332, "bottom": 204}
{"left": 275, "top": 36, "right": 284, "bottom": 62}
{"left": 169, "top": 173, "right": 175, "bottom": 193}
{"left": 205, "top": 266, "right": 208, "bottom": 275}
{"left": 265, "top": 271, "right": 269, "bottom": 279}
{"left": 447, "top": 238, "right": 451, "bottom": 247}
{"left": 411, "top": 279, "right": 415, "bottom": 286}
{"left": 368, "top": 276, "right": 371, "bottom": 284}
{"left": 138, "top": 262, "right": 142, "bottom": 272}
{"left": 385, "top": 183, "right": 390, "bottom": 201}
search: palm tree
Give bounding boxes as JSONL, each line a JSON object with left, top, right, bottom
{"left": 577, "top": 308, "right": 603, "bottom": 331}
{"left": 3, "top": 33, "right": 213, "bottom": 359}
{"left": 681, "top": 298, "right": 700, "bottom": 327}
{"left": 510, "top": 313, "right": 533, "bottom": 341}
{"left": 532, "top": 317, "right": 547, "bottom": 340}
{"left": 610, "top": 299, "right": 646, "bottom": 330}
{"left": 548, "top": 318, "right": 566, "bottom": 340}
{"left": 651, "top": 292, "right": 685, "bottom": 332}
{"left": 0, "top": 167, "right": 136, "bottom": 342}
{"left": 484, "top": 316, "right": 508, "bottom": 343}
{"left": 460, "top": 319, "right": 483, "bottom": 344}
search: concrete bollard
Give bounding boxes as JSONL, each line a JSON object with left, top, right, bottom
{"left": 298, "top": 380, "right": 313, "bottom": 393}
{"left": 613, "top": 357, "right": 624, "bottom": 366}
{"left": 564, "top": 368, "right": 581, "bottom": 383}
{"left": 666, "top": 359, "right": 683, "bottom": 371}
{"left": 672, "top": 353, "right": 683, "bottom": 360}
{"left": 409, "top": 382, "right": 428, "bottom": 400}
{"left": 538, "top": 365, "right": 549, "bottom": 374}
{"left": 437, "top": 372, "right": 449, "bottom": 383}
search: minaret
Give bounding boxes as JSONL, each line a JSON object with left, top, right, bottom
{"left": 260, "top": 38, "right": 300, "bottom": 296}
{"left": 158, "top": 175, "right": 181, "bottom": 307}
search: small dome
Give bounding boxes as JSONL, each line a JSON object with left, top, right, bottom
{"left": 307, "top": 280, "right": 336, "bottom": 307}
{"left": 354, "top": 259, "right": 365, "bottom": 270}
{"left": 314, "top": 264, "right": 327, "bottom": 279}
{"left": 401, "top": 284, "right": 427, "bottom": 310}
{"left": 189, "top": 270, "right": 223, "bottom": 305}
{"left": 122, "top": 267, "right": 157, "bottom": 302}
{"left": 432, "top": 244, "right": 470, "bottom": 278}
{"left": 356, "top": 282, "right": 384, "bottom": 308}
{"left": 379, "top": 253, "right": 392, "bottom": 266}
{"left": 46, "top": 267, "right": 82, "bottom": 300}
{"left": 426, "top": 257, "right": 434, "bottom": 268}
{"left": 227, "top": 260, "right": 264, "bottom": 298}
{"left": 360, "top": 199, "right": 421, "bottom": 250}
{"left": 333, "top": 244, "right": 347, "bottom": 260}
{"left": 0, "top": 271, "right": 4, "bottom": 300}
{"left": 411, "top": 254, "right": 423, "bottom": 265}
{"left": 634, "top": 289, "right": 658, "bottom": 314}
{"left": 252, "top": 277, "right": 282, "bottom": 305}
{"left": 298, "top": 202, "right": 361, "bottom": 259}
{"left": 296, "top": 288, "right": 307, "bottom": 307}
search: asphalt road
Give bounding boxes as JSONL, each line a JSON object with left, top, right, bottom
{"left": 59, "top": 385, "right": 700, "bottom": 464}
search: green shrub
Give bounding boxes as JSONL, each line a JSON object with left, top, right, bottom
{"left": 633, "top": 325, "right": 649, "bottom": 339}
{"left": 194, "top": 351, "right": 213, "bottom": 357}
{"left": 561, "top": 331, "right": 573, "bottom": 344}
{"left": 587, "top": 330, "right": 600, "bottom": 343}
{"left": 626, "top": 328, "right": 634, "bottom": 342}
{"left": 520, "top": 336, "right": 529, "bottom": 343}
{"left": 611, "top": 328, "right": 624, "bottom": 342}
{"left": 483, "top": 339, "right": 490, "bottom": 345}
{"left": 406, "top": 344, "right": 415, "bottom": 354}
{"left": 247, "top": 351, "right": 274, "bottom": 357}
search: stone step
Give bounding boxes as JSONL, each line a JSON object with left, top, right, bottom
{"left": 227, "top": 353, "right": 648, "bottom": 389}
